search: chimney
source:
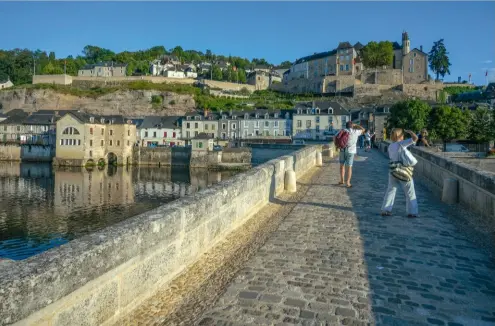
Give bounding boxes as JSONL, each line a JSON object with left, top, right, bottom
{"left": 420, "top": 45, "right": 423, "bottom": 52}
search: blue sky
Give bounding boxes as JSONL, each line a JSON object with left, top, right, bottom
{"left": 1, "top": 1, "right": 494, "bottom": 85}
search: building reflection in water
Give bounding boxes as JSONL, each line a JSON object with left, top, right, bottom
{"left": 0, "top": 162, "right": 237, "bottom": 260}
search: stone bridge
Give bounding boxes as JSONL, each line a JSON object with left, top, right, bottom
{"left": 1, "top": 145, "right": 494, "bottom": 326}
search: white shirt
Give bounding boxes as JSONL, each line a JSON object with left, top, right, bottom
{"left": 388, "top": 138, "right": 414, "bottom": 161}
{"left": 346, "top": 129, "right": 363, "bottom": 154}
{"left": 365, "top": 132, "right": 372, "bottom": 141}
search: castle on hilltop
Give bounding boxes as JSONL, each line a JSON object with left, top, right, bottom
{"left": 280, "top": 31, "right": 429, "bottom": 95}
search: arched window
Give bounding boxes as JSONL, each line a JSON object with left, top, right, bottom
{"left": 62, "top": 127, "right": 80, "bottom": 135}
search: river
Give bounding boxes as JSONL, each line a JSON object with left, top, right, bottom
{"left": 0, "top": 163, "right": 237, "bottom": 260}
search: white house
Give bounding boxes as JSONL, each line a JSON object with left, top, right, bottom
{"left": 0, "top": 79, "right": 14, "bottom": 89}
{"left": 139, "top": 116, "right": 183, "bottom": 147}
{"left": 163, "top": 69, "right": 185, "bottom": 79}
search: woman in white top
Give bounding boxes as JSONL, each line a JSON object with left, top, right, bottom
{"left": 381, "top": 128, "right": 419, "bottom": 218}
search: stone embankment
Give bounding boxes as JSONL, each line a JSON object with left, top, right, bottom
{"left": 0, "top": 88, "right": 196, "bottom": 116}
{"left": 0, "top": 145, "right": 320, "bottom": 326}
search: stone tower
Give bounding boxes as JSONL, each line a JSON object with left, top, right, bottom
{"left": 402, "top": 31, "right": 410, "bottom": 56}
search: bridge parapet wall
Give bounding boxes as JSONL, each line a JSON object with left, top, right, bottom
{"left": 0, "top": 146, "right": 319, "bottom": 326}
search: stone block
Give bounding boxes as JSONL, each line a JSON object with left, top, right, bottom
{"left": 119, "top": 243, "right": 177, "bottom": 308}
{"left": 285, "top": 170, "right": 297, "bottom": 193}
{"left": 52, "top": 280, "right": 119, "bottom": 326}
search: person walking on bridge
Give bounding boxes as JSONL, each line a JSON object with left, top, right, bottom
{"left": 381, "top": 128, "right": 419, "bottom": 218}
{"left": 336, "top": 121, "right": 365, "bottom": 188}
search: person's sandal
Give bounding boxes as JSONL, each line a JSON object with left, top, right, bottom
{"left": 381, "top": 211, "right": 392, "bottom": 216}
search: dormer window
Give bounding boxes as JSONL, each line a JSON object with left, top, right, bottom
{"left": 245, "top": 113, "right": 249, "bottom": 119}
{"left": 255, "top": 114, "right": 259, "bottom": 118}
{"left": 315, "top": 109, "right": 320, "bottom": 114}
{"left": 285, "top": 113, "right": 290, "bottom": 119}
{"left": 274, "top": 113, "right": 279, "bottom": 118}
{"left": 297, "top": 109, "right": 302, "bottom": 114}
{"left": 89, "top": 117, "right": 94, "bottom": 123}
{"left": 328, "top": 108, "right": 333, "bottom": 114}
{"left": 100, "top": 118, "right": 105, "bottom": 124}
{"left": 306, "top": 109, "right": 310, "bottom": 114}
{"left": 265, "top": 114, "right": 269, "bottom": 119}
{"left": 222, "top": 115, "right": 227, "bottom": 120}
{"left": 233, "top": 115, "right": 237, "bottom": 119}
{"left": 187, "top": 116, "right": 191, "bottom": 120}
{"left": 195, "top": 116, "right": 200, "bottom": 120}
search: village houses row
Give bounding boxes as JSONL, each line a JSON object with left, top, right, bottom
{"left": 0, "top": 101, "right": 389, "bottom": 165}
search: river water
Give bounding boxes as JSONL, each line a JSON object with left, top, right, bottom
{"left": 0, "top": 163, "right": 237, "bottom": 260}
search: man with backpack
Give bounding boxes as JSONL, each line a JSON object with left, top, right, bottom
{"left": 335, "top": 121, "right": 365, "bottom": 188}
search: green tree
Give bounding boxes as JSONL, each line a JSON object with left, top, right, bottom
{"left": 360, "top": 41, "right": 394, "bottom": 69}
{"left": 212, "top": 65, "right": 222, "bottom": 80}
{"left": 428, "top": 39, "right": 451, "bottom": 81}
{"left": 83, "top": 45, "right": 115, "bottom": 63}
{"left": 278, "top": 61, "right": 292, "bottom": 69}
{"left": 467, "top": 107, "right": 494, "bottom": 143}
{"left": 429, "top": 105, "right": 469, "bottom": 148}
{"left": 41, "top": 62, "right": 63, "bottom": 74}
{"left": 386, "top": 99, "right": 432, "bottom": 132}
{"left": 171, "top": 46, "right": 184, "bottom": 61}
{"left": 49, "top": 51, "right": 56, "bottom": 61}
{"left": 238, "top": 69, "right": 247, "bottom": 83}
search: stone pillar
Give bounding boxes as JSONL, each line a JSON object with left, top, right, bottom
{"left": 316, "top": 151, "right": 323, "bottom": 167}
{"left": 329, "top": 148, "right": 334, "bottom": 158}
{"left": 284, "top": 169, "right": 296, "bottom": 193}
{"left": 442, "top": 178, "right": 458, "bottom": 204}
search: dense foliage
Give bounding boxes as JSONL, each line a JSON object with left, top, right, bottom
{"left": 387, "top": 99, "right": 494, "bottom": 145}
{"left": 0, "top": 45, "right": 282, "bottom": 86}
{"left": 360, "top": 41, "right": 394, "bottom": 68}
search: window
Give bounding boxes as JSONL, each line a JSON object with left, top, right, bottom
{"left": 127, "top": 140, "right": 130, "bottom": 146}
{"left": 243, "top": 121, "right": 248, "bottom": 127}
{"left": 274, "top": 130, "right": 278, "bottom": 136}
{"left": 274, "top": 121, "right": 279, "bottom": 127}
{"left": 153, "top": 131, "right": 156, "bottom": 137}
{"left": 117, "top": 140, "right": 120, "bottom": 146}
{"left": 297, "top": 120, "right": 302, "bottom": 128}
{"left": 128, "top": 130, "right": 130, "bottom": 136}
{"left": 211, "top": 124, "right": 215, "bottom": 130}
{"left": 109, "top": 140, "right": 113, "bottom": 146}
{"left": 265, "top": 121, "right": 269, "bottom": 127}
{"left": 316, "top": 126, "right": 320, "bottom": 132}
{"left": 340, "top": 65, "right": 344, "bottom": 71}
{"left": 59, "top": 139, "right": 63, "bottom": 145}
{"left": 345, "top": 55, "right": 349, "bottom": 61}
{"left": 198, "top": 141, "right": 203, "bottom": 148}
{"left": 90, "top": 128, "right": 93, "bottom": 135}
{"left": 101, "top": 128, "right": 104, "bottom": 135}
{"left": 90, "top": 140, "right": 93, "bottom": 146}
{"left": 232, "top": 124, "right": 236, "bottom": 130}
{"left": 340, "top": 56, "right": 344, "bottom": 61}
{"left": 345, "top": 64, "right": 349, "bottom": 71}
{"left": 173, "top": 132, "right": 176, "bottom": 138}
{"left": 205, "top": 124, "right": 208, "bottom": 130}
{"left": 89, "top": 151, "right": 92, "bottom": 158}
{"left": 316, "top": 116, "right": 320, "bottom": 123}
{"left": 186, "top": 122, "right": 190, "bottom": 128}
{"left": 164, "top": 132, "right": 168, "bottom": 137}
{"left": 110, "top": 130, "right": 113, "bottom": 136}
{"left": 306, "top": 120, "right": 311, "bottom": 128}
{"left": 222, "top": 123, "right": 226, "bottom": 129}
{"left": 254, "top": 121, "right": 259, "bottom": 128}
{"left": 3, "top": 126, "right": 6, "bottom": 131}
{"left": 195, "top": 131, "right": 198, "bottom": 137}
{"left": 186, "top": 131, "right": 190, "bottom": 138}
{"left": 78, "top": 139, "right": 81, "bottom": 146}
{"left": 195, "top": 123, "right": 198, "bottom": 128}
{"left": 62, "top": 127, "right": 80, "bottom": 135}
{"left": 101, "top": 140, "right": 104, "bottom": 146}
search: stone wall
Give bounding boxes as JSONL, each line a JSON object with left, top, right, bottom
{"left": 0, "top": 146, "right": 319, "bottom": 326}
{"left": 401, "top": 83, "right": 444, "bottom": 101}
{"left": 353, "top": 84, "right": 398, "bottom": 97}
{"left": 378, "top": 141, "right": 495, "bottom": 225}
{"left": 358, "top": 68, "right": 402, "bottom": 86}
{"left": 32, "top": 74, "right": 72, "bottom": 85}
{"left": 222, "top": 148, "right": 252, "bottom": 163}
{"left": 0, "top": 144, "right": 21, "bottom": 161}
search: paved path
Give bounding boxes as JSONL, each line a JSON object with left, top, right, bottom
{"left": 196, "top": 149, "right": 495, "bottom": 326}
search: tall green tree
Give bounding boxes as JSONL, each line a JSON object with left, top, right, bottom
{"left": 278, "top": 61, "right": 292, "bottom": 69}
{"left": 386, "top": 99, "right": 432, "bottom": 132}
{"left": 360, "top": 41, "right": 394, "bottom": 69}
{"left": 212, "top": 65, "right": 222, "bottom": 80}
{"left": 428, "top": 39, "right": 451, "bottom": 81}
{"left": 429, "top": 105, "right": 469, "bottom": 148}
{"left": 238, "top": 69, "right": 247, "bottom": 83}
{"left": 467, "top": 107, "right": 494, "bottom": 143}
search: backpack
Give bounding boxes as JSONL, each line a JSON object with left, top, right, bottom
{"left": 335, "top": 129, "right": 350, "bottom": 150}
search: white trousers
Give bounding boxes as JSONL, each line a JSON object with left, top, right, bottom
{"left": 381, "top": 174, "right": 418, "bottom": 215}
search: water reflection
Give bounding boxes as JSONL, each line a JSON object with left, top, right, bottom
{"left": 0, "top": 163, "right": 236, "bottom": 260}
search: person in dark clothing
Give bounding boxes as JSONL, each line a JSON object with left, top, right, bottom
{"left": 416, "top": 129, "right": 430, "bottom": 147}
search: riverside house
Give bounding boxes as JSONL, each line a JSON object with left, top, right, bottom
{"left": 139, "top": 116, "right": 183, "bottom": 147}
{"left": 54, "top": 112, "right": 136, "bottom": 166}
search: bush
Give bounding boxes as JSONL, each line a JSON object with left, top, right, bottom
{"left": 169, "top": 100, "right": 176, "bottom": 105}
{"left": 151, "top": 95, "right": 163, "bottom": 104}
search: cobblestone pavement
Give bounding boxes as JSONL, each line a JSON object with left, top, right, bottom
{"left": 197, "top": 150, "right": 495, "bottom": 326}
